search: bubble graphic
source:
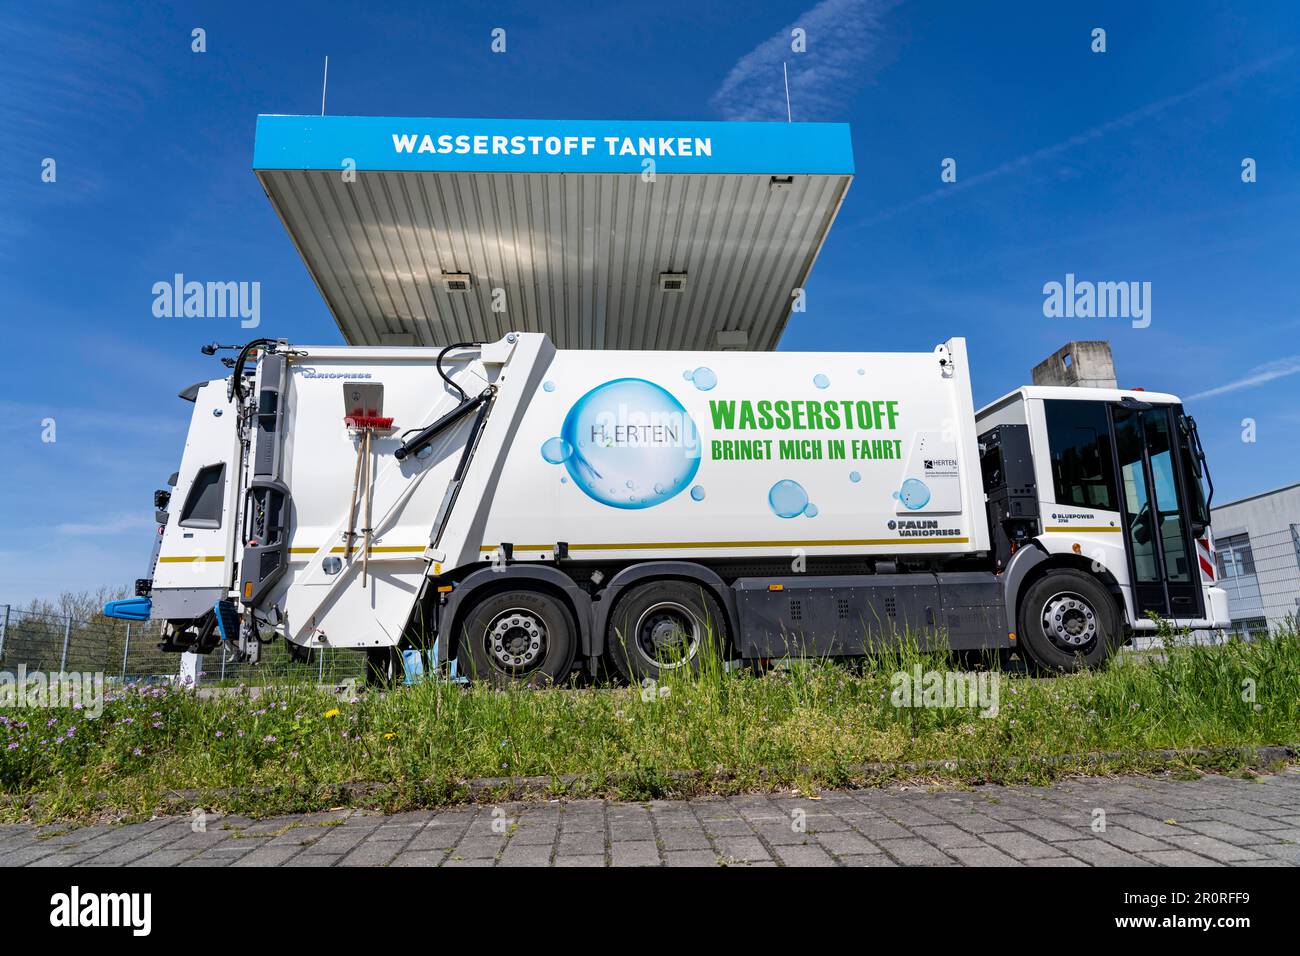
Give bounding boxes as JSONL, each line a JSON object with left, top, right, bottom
{"left": 554, "top": 378, "right": 701, "bottom": 510}
{"left": 849, "top": 471, "right": 861, "bottom": 483}
{"left": 690, "top": 485, "right": 706, "bottom": 501}
{"left": 805, "top": 504, "right": 819, "bottom": 518}
{"left": 813, "top": 373, "right": 830, "bottom": 389}
{"left": 543, "top": 380, "right": 556, "bottom": 393}
{"left": 541, "top": 437, "right": 572, "bottom": 464}
{"left": 895, "top": 478, "right": 932, "bottom": 510}
{"left": 857, "top": 368, "right": 865, "bottom": 376}
{"left": 682, "top": 370, "right": 694, "bottom": 381}
{"left": 688, "top": 367, "right": 717, "bottom": 391}
{"left": 769, "top": 479, "right": 810, "bottom": 519}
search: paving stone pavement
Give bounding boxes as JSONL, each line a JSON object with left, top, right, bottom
{"left": 3, "top": 769, "right": 1298, "bottom": 867}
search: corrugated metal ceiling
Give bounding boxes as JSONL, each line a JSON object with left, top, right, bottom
{"left": 258, "top": 169, "right": 850, "bottom": 351}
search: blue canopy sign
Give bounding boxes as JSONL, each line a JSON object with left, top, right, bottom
{"left": 254, "top": 115, "right": 854, "bottom": 176}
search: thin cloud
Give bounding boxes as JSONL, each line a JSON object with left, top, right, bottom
{"left": 859, "top": 47, "right": 1298, "bottom": 226}
{"left": 710, "top": 0, "right": 906, "bottom": 121}
{"left": 0, "top": 400, "right": 188, "bottom": 437}
{"left": 1185, "top": 355, "right": 1300, "bottom": 401}
{"left": 0, "top": 3, "right": 162, "bottom": 257}
{"left": 55, "top": 512, "right": 153, "bottom": 536}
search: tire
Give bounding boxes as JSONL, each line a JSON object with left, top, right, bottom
{"left": 606, "top": 580, "right": 728, "bottom": 683}
{"left": 457, "top": 589, "right": 577, "bottom": 688}
{"left": 1016, "top": 569, "right": 1120, "bottom": 673}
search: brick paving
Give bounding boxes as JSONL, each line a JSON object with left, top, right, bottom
{"left": 2, "top": 769, "right": 1297, "bottom": 867}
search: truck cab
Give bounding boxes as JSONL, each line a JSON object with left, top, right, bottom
{"left": 977, "top": 386, "right": 1227, "bottom": 652}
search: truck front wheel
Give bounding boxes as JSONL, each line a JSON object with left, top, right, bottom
{"left": 458, "top": 589, "right": 577, "bottom": 687}
{"left": 1016, "top": 569, "right": 1120, "bottom": 672}
{"left": 606, "top": 580, "right": 728, "bottom": 683}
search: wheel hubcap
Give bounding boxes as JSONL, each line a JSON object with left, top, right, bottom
{"left": 486, "top": 608, "right": 546, "bottom": 671}
{"left": 1041, "top": 591, "right": 1098, "bottom": 649}
{"left": 634, "top": 602, "right": 700, "bottom": 670}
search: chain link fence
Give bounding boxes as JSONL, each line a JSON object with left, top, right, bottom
{"left": 0, "top": 605, "right": 366, "bottom": 686}
{"left": 6, "top": 532, "right": 1297, "bottom": 684}
{"left": 1214, "top": 526, "right": 1300, "bottom": 636}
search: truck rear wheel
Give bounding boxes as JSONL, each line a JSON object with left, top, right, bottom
{"left": 458, "top": 589, "right": 577, "bottom": 688}
{"left": 606, "top": 580, "right": 728, "bottom": 683}
{"left": 1016, "top": 569, "right": 1119, "bottom": 672}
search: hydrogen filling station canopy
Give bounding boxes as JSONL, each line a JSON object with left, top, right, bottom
{"left": 253, "top": 116, "right": 854, "bottom": 351}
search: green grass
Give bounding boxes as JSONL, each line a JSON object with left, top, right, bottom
{"left": 3, "top": 621, "right": 1299, "bottom": 824}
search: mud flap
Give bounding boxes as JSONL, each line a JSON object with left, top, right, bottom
{"left": 213, "top": 599, "right": 240, "bottom": 643}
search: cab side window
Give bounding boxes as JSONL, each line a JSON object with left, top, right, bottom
{"left": 1044, "top": 400, "right": 1118, "bottom": 511}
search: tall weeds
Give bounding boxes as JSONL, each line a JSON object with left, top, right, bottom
{"left": 3, "top": 621, "right": 1298, "bottom": 822}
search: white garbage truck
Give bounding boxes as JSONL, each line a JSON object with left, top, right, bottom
{"left": 105, "top": 333, "right": 1227, "bottom": 682}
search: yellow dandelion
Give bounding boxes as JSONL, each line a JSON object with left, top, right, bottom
{"left": 324, "top": 709, "right": 340, "bottom": 719}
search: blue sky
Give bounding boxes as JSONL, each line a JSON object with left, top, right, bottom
{"left": 2, "top": 0, "right": 1298, "bottom": 603}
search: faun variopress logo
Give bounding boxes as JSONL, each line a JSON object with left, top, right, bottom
{"left": 887, "top": 518, "right": 962, "bottom": 537}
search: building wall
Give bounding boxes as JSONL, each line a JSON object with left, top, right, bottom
{"left": 1030, "top": 341, "right": 1118, "bottom": 389}
{"left": 1210, "top": 483, "right": 1300, "bottom": 634}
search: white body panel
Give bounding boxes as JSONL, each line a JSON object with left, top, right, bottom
{"left": 153, "top": 381, "right": 240, "bottom": 593}
{"left": 160, "top": 334, "right": 988, "bottom": 649}
{"left": 260, "top": 344, "right": 518, "bottom": 649}
{"left": 480, "top": 338, "right": 988, "bottom": 563}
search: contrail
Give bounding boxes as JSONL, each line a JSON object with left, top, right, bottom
{"left": 857, "top": 47, "right": 1297, "bottom": 227}
{"left": 1185, "top": 354, "right": 1300, "bottom": 401}
{"left": 710, "top": 0, "right": 906, "bottom": 121}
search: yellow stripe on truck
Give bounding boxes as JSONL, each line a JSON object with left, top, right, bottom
{"left": 161, "top": 546, "right": 427, "bottom": 563}
{"left": 1043, "top": 526, "right": 1120, "bottom": 534}
{"left": 479, "top": 537, "right": 970, "bottom": 554}
{"left": 328, "top": 545, "right": 426, "bottom": 554}
{"left": 285, "top": 546, "right": 426, "bottom": 556}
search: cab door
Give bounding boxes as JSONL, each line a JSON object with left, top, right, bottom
{"left": 1109, "top": 402, "right": 1204, "bottom": 619}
